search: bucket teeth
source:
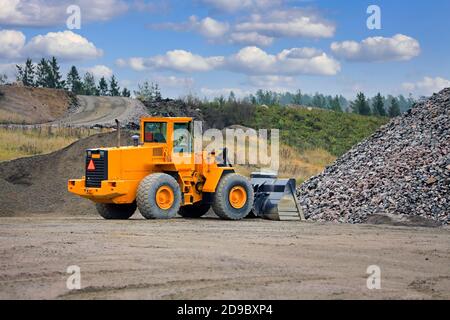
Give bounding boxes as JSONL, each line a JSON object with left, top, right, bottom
{"left": 250, "top": 172, "right": 304, "bottom": 221}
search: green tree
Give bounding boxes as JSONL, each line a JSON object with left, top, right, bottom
{"left": 134, "top": 81, "right": 161, "bottom": 102}
{"left": 66, "top": 66, "right": 83, "bottom": 94}
{"left": 82, "top": 72, "right": 98, "bottom": 96}
{"left": 388, "top": 97, "right": 401, "bottom": 117}
{"left": 121, "top": 87, "right": 131, "bottom": 97}
{"left": 16, "top": 58, "right": 35, "bottom": 87}
{"left": 109, "top": 75, "right": 120, "bottom": 96}
{"left": 98, "top": 77, "right": 109, "bottom": 96}
{"left": 291, "top": 90, "right": 302, "bottom": 105}
{"left": 228, "top": 91, "right": 236, "bottom": 103}
{"left": 330, "top": 95, "right": 342, "bottom": 112}
{"left": 351, "top": 92, "right": 371, "bottom": 115}
{"left": 35, "top": 58, "right": 52, "bottom": 88}
{"left": 0, "top": 73, "right": 7, "bottom": 85}
{"left": 49, "top": 57, "right": 64, "bottom": 89}
{"left": 312, "top": 93, "right": 326, "bottom": 108}
{"left": 372, "top": 93, "right": 386, "bottom": 116}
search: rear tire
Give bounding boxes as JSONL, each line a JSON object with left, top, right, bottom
{"left": 212, "top": 173, "right": 254, "bottom": 220}
{"left": 178, "top": 202, "right": 211, "bottom": 218}
{"left": 96, "top": 202, "right": 136, "bottom": 220}
{"left": 137, "top": 173, "right": 182, "bottom": 219}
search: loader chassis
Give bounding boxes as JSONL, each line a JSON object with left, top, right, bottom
{"left": 69, "top": 117, "right": 232, "bottom": 207}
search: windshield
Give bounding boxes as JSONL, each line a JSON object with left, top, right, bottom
{"left": 144, "top": 122, "right": 167, "bottom": 143}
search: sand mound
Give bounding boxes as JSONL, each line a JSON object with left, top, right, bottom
{"left": 0, "top": 132, "right": 132, "bottom": 216}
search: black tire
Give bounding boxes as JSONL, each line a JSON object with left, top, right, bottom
{"left": 212, "top": 173, "right": 254, "bottom": 220}
{"left": 137, "top": 173, "right": 181, "bottom": 219}
{"left": 178, "top": 202, "right": 211, "bottom": 218}
{"left": 96, "top": 202, "right": 136, "bottom": 220}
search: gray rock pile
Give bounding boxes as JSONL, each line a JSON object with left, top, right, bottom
{"left": 297, "top": 88, "right": 450, "bottom": 225}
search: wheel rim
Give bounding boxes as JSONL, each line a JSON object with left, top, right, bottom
{"left": 229, "top": 186, "right": 247, "bottom": 209}
{"left": 156, "top": 186, "right": 174, "bottom": 210}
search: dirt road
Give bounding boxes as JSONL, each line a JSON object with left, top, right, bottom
{"left": 0, "top": 216, "right": 449, "bottom": 300}
{"left": 54, "top": 95, "right": 147, "bottom": 127}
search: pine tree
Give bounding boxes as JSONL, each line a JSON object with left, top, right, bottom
{"left": 388, "top": 97, "right": 401, "bottom": 117}
{"left": 16, "top": 58, "right": 35, "bottom": 87}
{"left": 0, "top": 73, "right": 7, "bottom": 85}
{"left": 109, "top": 75, "right": 120, "bottom": 96}
{"left": 82, "top": 72, "right": 98, "bottom": 96}
{"left": 330, "top": 95, "right": 342, "bottom": 112}
{"left": 98, "top": 77, "right": 108, "bottom": 96}
{"left": 372, "top": 93, "right": 386, "bottom": 116}
{"left": 49, "top": 57, "right": 64, "bottom": 89}
{"left": 153, "top": 82, "right": 162, "bottom": 101}
{"left": 121, "top": 88, "right": 131, "bottom": 97}
{"left": 228, "top": 91, "right": 236, "bottom": 103}
{"left": 351, "top": 92, "right": 371, "bottom": 115}
{"left": 35, "top": 58, "right": 51, "bottom": 88}
{"left": 134, "top": 81, "right": 162, "bottom": 102}
{"left": 66, "top": 66, "right": 83, "bottom": 94}
{"left": 292, "top": 90, "right": 302, "bottom": 105}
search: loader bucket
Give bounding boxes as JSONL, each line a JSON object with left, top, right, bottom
{"left": 251, "top": 172, "right": 305, "bottom": 221}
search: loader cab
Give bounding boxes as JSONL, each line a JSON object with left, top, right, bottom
{"left": 140, "top": 117, "right": 194, "bottom": 156}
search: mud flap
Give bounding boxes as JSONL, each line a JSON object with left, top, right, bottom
{"left": 251, "top": 172, "right": 305, "bottom": 221}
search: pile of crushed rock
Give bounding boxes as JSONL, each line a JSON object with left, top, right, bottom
{"left": 297, "top": 88, "right": 450, "bottom": 225}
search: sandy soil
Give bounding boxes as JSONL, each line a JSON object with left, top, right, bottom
{"left": 53, "top": 95, "right": 147, "bottom": 127}
{"left": 0, "top": 85, "right": 73, "bottom": 124}
{"left": 0, "top": 215, "right": 448, "bottom": 300}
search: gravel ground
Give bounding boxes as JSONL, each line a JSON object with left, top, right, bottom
{"left": 298, "top": 88, "right": 450, "bottom": 225}
{"left": 0, "top": 216, "right": 449, "bottom": 300}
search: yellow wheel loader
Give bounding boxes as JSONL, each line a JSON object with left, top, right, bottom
{"left": 68, "top": 117, "right": 303, "bottom": 221}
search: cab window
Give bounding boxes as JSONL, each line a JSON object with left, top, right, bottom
{"left": 144, "top": 122, "right": 167, "bottom": 143}
{"left": 173, "top": 123, "right": 192, "bottom": 153}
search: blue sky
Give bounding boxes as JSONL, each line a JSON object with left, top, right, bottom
{"left": 0, "top": 0, "right": 449, "bottom": 99}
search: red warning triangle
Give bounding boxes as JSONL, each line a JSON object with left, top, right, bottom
{"left": 87, "top": 159, "right": 96, "bottom": 171}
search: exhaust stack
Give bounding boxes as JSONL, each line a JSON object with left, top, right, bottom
{"left": 115, "top": 119, "right": 121, "bottom": 148}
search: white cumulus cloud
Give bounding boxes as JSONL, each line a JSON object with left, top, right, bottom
{"left": 247, "top": 75, "right": 296, "bottom": 88}
{"left": 117, "top": 46, "right": 340, "bottom": 76}
{"left": 402, "top": 76, "right": 450, "bottom": 96}
{"left": 0, "top": 29, "right": 26, "bottom": 59}
{"left": 153, "top": 9, "right": 334, "bottom": 46}
{"left": 227, "top": 46, "right": 340, "bottom": 76}
{"left": 117, "top": 50, "right": 225, "bottom": 73}
{"left": 83, "top": 65, "right": 113, "bottom": 79}
{"left": 0, "top": 0, "right": 128, "bottom": 27}
{"left": 331, "top": 34, "right": 421, "bottom": 62}
{"left": 154, "top": 16, "right": 230, "bottom": 39}
{"left": 200, "top": 0, "right": 281, "bottom": 12}
{"left": 23, "top": 31, "right": 103, "bottom": 60}
{"left": 228, "top": 32, "right": 274, "bottom": 47}
{"left": 0, "top": 63, "right": 17, "bottom": 79}
{"left": 0, "top": 30, "right": 102, "bottom": 61}
{"left": 235, "top": 9, "right": 335, "bottom": 39}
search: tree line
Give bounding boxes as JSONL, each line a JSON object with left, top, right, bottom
{"left": 209, "top": 89, "right": 414, "bottom": 118}
{"left": 14, "top": 57, "right": 131, "bottom": 97}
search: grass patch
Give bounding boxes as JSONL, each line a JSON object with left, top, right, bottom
{"left": 0, "top": 126, "right": 109, "bottom": 162}
{"left": 252, "top": 106, "right": 388, "bottom": 157}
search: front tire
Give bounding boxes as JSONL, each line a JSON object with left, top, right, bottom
{"left": 137, "top": 173, "right": 182, "bottom": 219}
{"left": 212, "top": 173, "right": 254, "bottom": 220}
{"left": 96, "top": 202, "right": 136, "bottom": 220}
